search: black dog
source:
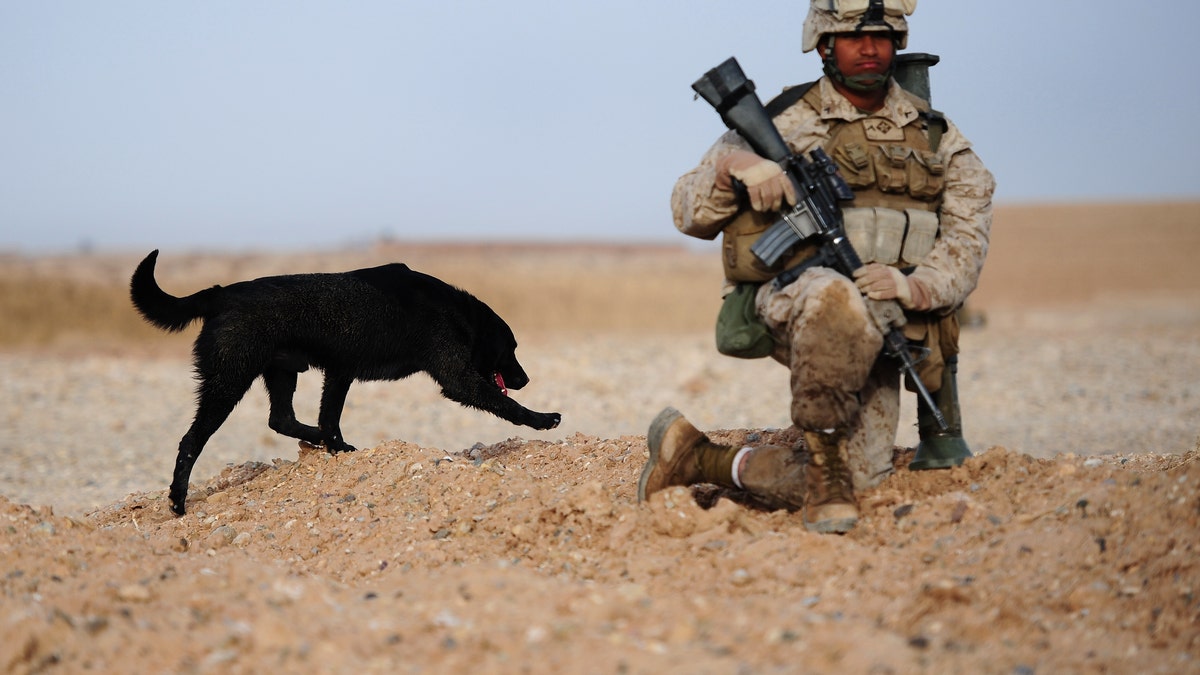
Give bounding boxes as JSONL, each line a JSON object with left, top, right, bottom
{"left": 130, "top": 250, "right": 560, "bottom": 515}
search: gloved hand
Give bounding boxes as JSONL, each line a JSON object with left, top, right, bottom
{"left": 715, "top": 150, "right": 796, "bottom": 212}
{"left": 853, "top": 263, "right": 932, "bottom": 311}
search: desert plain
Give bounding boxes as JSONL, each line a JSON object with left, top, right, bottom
{"left": 1, "top": 201, "right": 1198, "bottom": 673}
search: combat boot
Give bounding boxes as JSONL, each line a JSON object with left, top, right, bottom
{"left": 802, "top": 428, "right": 858, "bottom": 534}
{"left": 910, "top": 355, "right": 973, "bottom": 470}
{"left": 733, "top": 444, "right": 807, "bottom": 512}
{"left": 639, "top": 407, "right": 741, "bottom": 502}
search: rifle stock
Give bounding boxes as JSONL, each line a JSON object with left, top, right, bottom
{"left": 692, "top": 58, "right": 792, "bottom": 163}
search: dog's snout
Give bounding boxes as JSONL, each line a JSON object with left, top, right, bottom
{"left": 504, "top": 365, "right": 530, "bottom": 391}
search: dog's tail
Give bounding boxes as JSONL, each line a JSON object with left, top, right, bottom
{"left": 130, "top": 250, "right": 220, "bottom": 333}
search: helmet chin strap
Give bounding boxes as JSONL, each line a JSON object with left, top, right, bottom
{"left": 821, "top": 33, "right": 897, "bottom": 93}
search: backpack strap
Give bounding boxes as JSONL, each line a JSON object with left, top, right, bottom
{"left": 764, "top": 81, "right": 818, "bottom": 118}
{"left": 919, "top": 109, "right": 947, "bottom": 153}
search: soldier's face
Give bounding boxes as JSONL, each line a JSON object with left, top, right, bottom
{"left": 821, "top": 32, "right": 895, "bottom": 79}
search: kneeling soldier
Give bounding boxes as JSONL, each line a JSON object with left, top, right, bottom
{"left": 645, "top": 0, "right": 995, "bottom": 533}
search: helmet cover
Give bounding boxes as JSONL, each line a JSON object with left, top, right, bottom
{"left": 801, "top": 0, "right": 917, "bottom": 53}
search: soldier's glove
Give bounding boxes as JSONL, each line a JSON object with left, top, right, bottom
{"left": 715, "top": 150, "right": 796, "bottom": 212}
{"left": 853, "top": 263, "right": 932, "bottom": 312}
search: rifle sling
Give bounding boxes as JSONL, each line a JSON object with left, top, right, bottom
{"left": 764, "top": 81, "right": 818, "bottom": 119}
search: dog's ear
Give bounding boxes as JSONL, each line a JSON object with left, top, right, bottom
{"left": 469, "top": 303, "right": 517, "bottom": 370}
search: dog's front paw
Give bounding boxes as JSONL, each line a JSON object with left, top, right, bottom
{"left": 326, "top": 439, "right": 357, "bottom": 454}
{"left": 529, "top": 412, "right": 561, "bottom": 430}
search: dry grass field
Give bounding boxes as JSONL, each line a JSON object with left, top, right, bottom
{"left": 0, "top": 242, "right": 723, "bottom": 354}
{"left": 1, "top": 202, "right": 1198, "bottom": 673}
{"left": 970, "top": 201, "right": 1200, "bottom": 309}
{"left": 2, "top": 201, "right": 1198, "bottom": 351}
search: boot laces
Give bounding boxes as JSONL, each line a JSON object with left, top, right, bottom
{"left": 823, "top": 443, "right": 854, "bottom": 501}
{"left": 810, "top": 434, "right": 853, "bottom": 503}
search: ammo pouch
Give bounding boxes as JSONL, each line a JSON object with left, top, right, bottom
{"left": 842, "top": 207, "right": 939, "bottom": 266}
{"left": 715, "top": 282, "right": 775, "bottom": 359}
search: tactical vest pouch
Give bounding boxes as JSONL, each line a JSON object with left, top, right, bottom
{"left": 908, "top": 150, "right": 946, "bottom": 200}
{"left": 722, "top": 210, "right": 778, "bottom": 283}
{"left": 901, "top": 208, "right": 939, "bottom": 265}
{"left": 721, "top": 209, "right": 821, "bottom": 283}
{"left": 876, "top": 145, "right": 911, "bottom": 193}
{"left": 715, "top": 282, "right": 775, "bottom": 359}
{"left": 874, "top": 208, "right": 906, "bottom": 265}
{"left": 832, "top": 142, "right": 875, "bottom": 189}
{"left": 843, "top": 207, "right": 908, "bottom": 265}
{"left": 843, "top": 208, "right": 876, "bottom": 263}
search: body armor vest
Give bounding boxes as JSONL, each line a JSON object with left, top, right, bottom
{"left": 722, "top": 84, "right": 947, "bottom": 282}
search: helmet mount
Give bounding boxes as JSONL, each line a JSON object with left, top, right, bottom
{"left": 856, "top": 0, "right": 888, "bottom": 30}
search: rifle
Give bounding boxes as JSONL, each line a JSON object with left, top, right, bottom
{"left": 691, "top": 56, "right": 948, "bottom": 431}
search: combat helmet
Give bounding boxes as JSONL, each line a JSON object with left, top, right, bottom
{"left": 803, "top": 0, "right": 916, "bottom": 92}
{"left": 801, "top": 0, "right": 917, "bottom": 53}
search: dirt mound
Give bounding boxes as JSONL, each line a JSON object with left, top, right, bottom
{"left": 3, "top": 204, "right": 1199, "bottom": 672}
{"left": 4, "top": 435, "right": 1196, "bottom": 673}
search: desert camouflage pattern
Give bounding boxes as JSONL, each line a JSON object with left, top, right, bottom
{"left": 671, "top": 77, "right": 994, "bottom": 489}
{"left": 673, "top": 77, "right": 994, "bottom": 313}
{"left": 757, "top": 268, "right": 901, "bottom": 490}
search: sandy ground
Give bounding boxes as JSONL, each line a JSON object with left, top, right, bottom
{"left": 1, "top": 202, "right": 1199, "bottom": 673}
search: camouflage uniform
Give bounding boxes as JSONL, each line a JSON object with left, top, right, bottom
{"left": 671, "top": 76, "right": 995, "bottom": 490}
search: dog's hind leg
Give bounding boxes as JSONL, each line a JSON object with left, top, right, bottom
{"left": 263, "top": 364, "right": 322, "bottom": 444}
{"left": 315, "top": 372, "right": 356, "bottom": 453}
{"left": 169, "top": 370, "right": 257, "bottom": 516}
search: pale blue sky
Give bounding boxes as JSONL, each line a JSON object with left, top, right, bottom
{"left": 2, "top": 1, "right": 1197, "bottom": 253}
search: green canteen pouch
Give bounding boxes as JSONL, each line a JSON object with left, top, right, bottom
{"left": 715, "top": 282, "right": 774, "bottom": 359}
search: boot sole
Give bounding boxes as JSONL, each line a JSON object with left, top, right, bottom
{"left": 804, "top": 502, "right": 859, "bottom": 534}
{"left": 638, "top": 407, "right": 683, "bottom": 503}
